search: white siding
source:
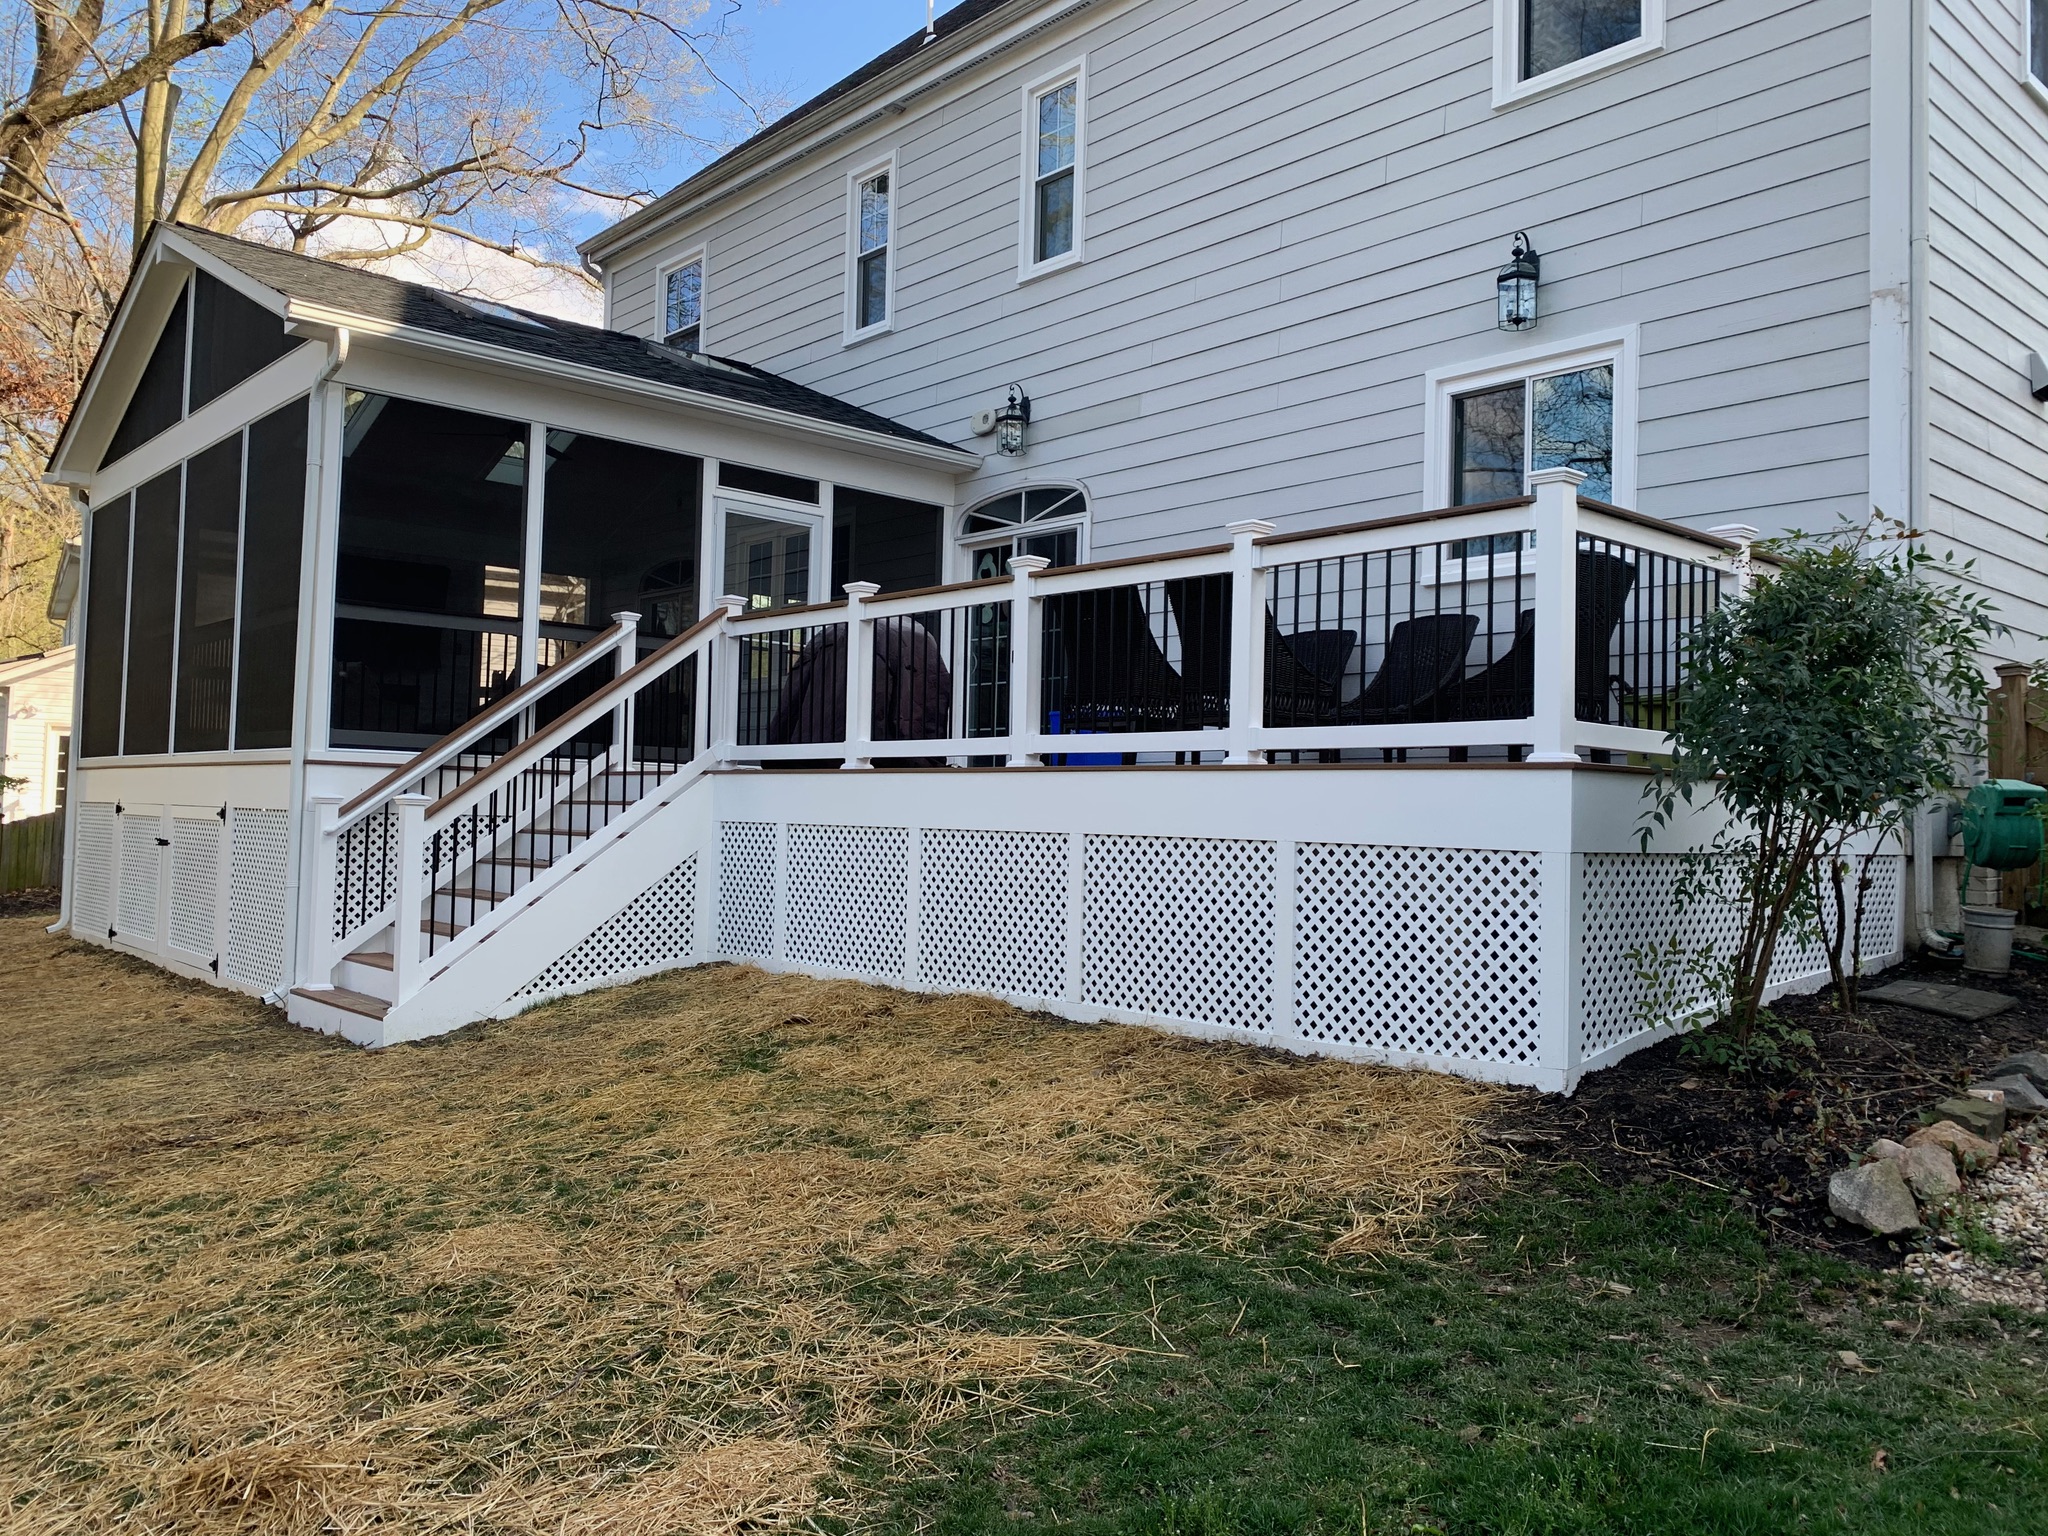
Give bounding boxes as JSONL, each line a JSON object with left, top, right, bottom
{"left": 606, "top": 0, "right": 1872, "bottom": 565}
{"left": 0, "top": 650, "right": 74, "bottom": 820}
{"left": 1926, "top": 0, "right": 2048, "bottom": 654}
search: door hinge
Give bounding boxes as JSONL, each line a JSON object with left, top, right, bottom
{"left": 154, "top": 836, "right": 170, "bottom": 848}
{"left": 114, "top": 801, "right": 124, "bottom": 815}
{"left": 217, "top": 803, "right": 228, "bottom": 822}
{"left": 210, "top": 956, "right": 220, "bottom": 975}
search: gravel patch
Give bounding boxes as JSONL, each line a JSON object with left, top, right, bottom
{"left": 1903, "top": 1126, "right": 2048, "bottom": 1312}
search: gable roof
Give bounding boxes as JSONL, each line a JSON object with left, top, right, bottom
{"left": 170, "top": 226, "right": 962, "bottom": 456}
{"left": 584, "top": 0, "right": 1057, "bottom": 262}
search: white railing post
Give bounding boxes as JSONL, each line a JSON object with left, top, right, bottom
{"left": 1707, "top": 522, "right": 1760, "bottom": 598}
{"left": 1225, "top": 519, "right": 1275, "bottom": 764}
{"left": 609, "top": 610, "right": 640, "bottom": 770}
{"left": 1527, "top": 467, "right": 1587, "bottom": 764}
{"left": 307, "top": 796, "right": 341, "bottom": 984}
{"left": 1006, "top": 555, "right": 1051, "bottom": 766}
{"left": 841, "top": 581, "right": 880, "bottom": 769}
{"left": 390, "top": 793, "right": 432, "bottom": 1004}
{"left": 712, "top": 594, "right": 747, "bottom": 762}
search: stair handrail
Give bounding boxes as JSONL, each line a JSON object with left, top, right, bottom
{"left": 332, "top": 615, "right": 640, "bottom": 830}
{"left": 420, "top": 605, "right": 727, "bottom": 831}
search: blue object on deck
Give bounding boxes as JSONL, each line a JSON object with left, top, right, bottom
{"left": 1047, "top": 710, "right": 1120, "bottom": 766}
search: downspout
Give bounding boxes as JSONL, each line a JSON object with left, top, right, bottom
{"left": 47, "top": 488, "right": 89, "bottom": 938}
{"left": 274, "top": 326, "right": 348, "bottom": 1004}
{"left": 1901, "top": 0, "right": 1950, "bottom": 955}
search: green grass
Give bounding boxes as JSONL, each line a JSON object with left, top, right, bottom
{"left": 874, "top": 1168, "right": 2047, "bottom": 1534}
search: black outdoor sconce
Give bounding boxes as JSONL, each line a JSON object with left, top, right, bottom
{"left": 1497, "top": 233, "right": 1541, "bottom": 332}
{"left": 995, "top": 384, "right": 1032, "bottom": 456}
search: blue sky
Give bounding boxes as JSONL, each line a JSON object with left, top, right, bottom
{"left": 742, "top": 1, "right": 972, "bottom": 106}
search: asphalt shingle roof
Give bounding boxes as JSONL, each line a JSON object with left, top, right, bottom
{"left": 173, "top": 225, "right": 961, "bottom": 455}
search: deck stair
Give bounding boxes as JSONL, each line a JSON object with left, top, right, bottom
{"left": 293, "top": 607, "right": 729, "bottom": 1041}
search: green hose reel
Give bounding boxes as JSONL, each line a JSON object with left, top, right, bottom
{"left": 1959, "top": 778, "right": 2048, "bottom": 871}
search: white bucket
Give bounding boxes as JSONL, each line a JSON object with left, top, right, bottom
{"left": 1962, "top": 905, "right": 2018, "bottom": 975}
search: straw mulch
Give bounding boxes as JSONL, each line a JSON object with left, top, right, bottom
{"left": 0, "top": 914, "right": 1499, "bottom": 1533}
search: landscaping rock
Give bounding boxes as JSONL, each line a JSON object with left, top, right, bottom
{"left": 1866, "top": 1138, "right": 1907, "bottom": 1162}
{"left": 1905, "top": 1120, "right": 2001, "bottom": 1169}
{"left": 1897, "top": 1141, "right": 1962, "bottom": 1201}
{"left": 1975, "top": 1074, "right": 2048, "bottom": 1118}
{"left": 1828, "top": 1160, "right": 1922, "bottom": 1235}
{"left": 1930, "top": 1095, "right": 2008, "bottom": 1141}
{"left": 1863, "top": 981, "right": 2015, "bottom": 1021}
{"left": 1990, "top": 1050, "right": 2048, "bottom": 1092}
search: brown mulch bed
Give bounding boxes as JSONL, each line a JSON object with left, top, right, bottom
{"left": 1510, "top": 950, "right": 2048, "bottom": 1266}
{"left": 0, "top": 887, "right": 58, "bottom": 919}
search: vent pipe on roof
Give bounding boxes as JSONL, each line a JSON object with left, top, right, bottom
{"left": 926, "top": 0, "right": 938, "bottom": 42}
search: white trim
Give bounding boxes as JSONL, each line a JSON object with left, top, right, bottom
{"left": 657, "top": 247, "right": 708, "bottom": 352}
{"left": 2022, "top": 0, "right": 2048, "bottom": 109}
{"left": 1422, "top": 326, "right": 1640, "bottom": 512}
{"left": 1017, "top": 57, "right": 1087, "bottom": 283}
{"left": 1492, "top": 0, "right": 1665, "bottom": 110}
{"left": 844, "top": 151, "right": 900, "bottom": 344}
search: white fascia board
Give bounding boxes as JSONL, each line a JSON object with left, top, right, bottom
{"left": 45, "top": 230, "right": 192, "bottom": 484}
{"left": 582, "top": 0, "right": 1125, "bottom": 266}
{"left": 278, "top": 298, "right": 982, "bottom": 472}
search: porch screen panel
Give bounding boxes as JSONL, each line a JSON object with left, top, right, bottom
{"left": 123, "top": 467, "right": 182, "bottom": 755}
{"left": 175, "top": 434, "right": 241, "bottom": 752}
{"left": 539, "top": 433, "right": 702, "bottom": 649}
{"left": 102, "top": 286, "right": 188, "bottom": 468}
{"left": 80, "top": 494, "right": 130, "bottom": 757}
{"left": 831, "top": 489, "right": 942, "bottom": 594}
{"left": 236, "top": 400, "right": 308, "bottom": 749}
{"left": 188, "top": 272, "right": 300, "bottom": 410}
{"left": 331, "top": 393, "right": 527, "bottom": 750}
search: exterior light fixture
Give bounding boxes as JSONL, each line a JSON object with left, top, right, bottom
{"left": 1496, "top": 232, "right": 1540, "bottom": 332}
{"left": 995, "top": 384, "right": 1032, "bottom": 456}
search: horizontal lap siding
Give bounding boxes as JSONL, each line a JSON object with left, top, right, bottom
{"left": 1927, "top": 0, "right": 2048, "bottom": 653}
{"left": 606, "top": 0, "right": 1870, "bottom": 557}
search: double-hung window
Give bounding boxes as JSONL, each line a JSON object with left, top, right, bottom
{"left": 2029, "top": 0, "right": 2048, "bottom": 102}
{"left": 1496, "top": 0, "right": 1663, "bottom": 107}
{"left": 1021, "top": 64, "right": 1083, "bottom": 275}
{"left": 663, "top": 255, "right": 704, "bottom": 352}
{"left": 849, "top": 162, "right": 894, "bottom": 336}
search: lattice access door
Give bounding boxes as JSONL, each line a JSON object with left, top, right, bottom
{"left": 166, "top": 806, "right": 225, "bottom": 972}
{"left": 113, "top": 804, "right": 166, "bottom": 956}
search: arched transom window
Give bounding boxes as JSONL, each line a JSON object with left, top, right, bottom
{"left": 959, "top": 487, "right": 1087, "bottom": 580}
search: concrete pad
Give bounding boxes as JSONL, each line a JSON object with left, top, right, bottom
{"left": 1863, "top": 981, "right": 2015, "bottom": 1021}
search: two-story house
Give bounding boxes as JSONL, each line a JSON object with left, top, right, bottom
{"left": 42, "top": 0, "right": 2048, "bottom": 1091}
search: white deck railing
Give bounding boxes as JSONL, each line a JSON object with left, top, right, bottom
{"left": 718, "top": 469, "right": 1746, "bottom": 771}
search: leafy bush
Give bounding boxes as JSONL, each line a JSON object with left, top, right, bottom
{"left": 1642, "top": 518, "right": 1997, "bottom": 1041}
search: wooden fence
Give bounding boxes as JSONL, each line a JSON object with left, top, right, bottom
{"left": 0, "top": 811, "right": 63, "bottom": 894}
{"left": 1989, "top": 664, "right": 2048, "bottom": 912}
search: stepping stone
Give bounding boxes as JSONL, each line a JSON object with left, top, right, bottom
{"left": 1862, "top": 981, "right": 2014, "bottom": 1021}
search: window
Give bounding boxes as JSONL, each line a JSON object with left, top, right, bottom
{"left": 832, "top": 488, "right": 942, "bottom": 594}
{"left": 961, "top": 487, "right": 1087, "bottom": 578}
{"left": 663, "top": 255, "right": 704, "bottom": 352}
{"left": 1427, "top": 332, "right": 1636, "bottom": 525}
{"left": 1021, "top": 65, "right": 1084, "bottom": 275}
{"left": 2030, "top": 0, "right": 2048, "bottom": 98}
{"left": 718, "top": 462, "right": 819, "bottom": 505}
{"left": 52, "top": 733, "right": 69, "bottom": 812}
{"left": 1495, "top": 0, "right": 1662, "bottom": 107}
{"left": 850, "top": 164, "right": 894, "bottom": 335}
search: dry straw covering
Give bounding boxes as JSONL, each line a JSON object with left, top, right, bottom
{"left": 0, "top": 913, "right": 1497, "bottom": 1531}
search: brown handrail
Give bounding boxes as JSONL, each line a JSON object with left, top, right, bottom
{"left": 859, "top": 573, "right": 1011, "bottom": 606}
{"left": 724, "top": 595, "right": 850, "bottom": 625}
{"left": 1253, "top": 497, "right": 1536, "bottom": 550}
{"left": 424, "top": 607, "right": 726, "bottom": 819}
{"left": 336, "top": 617, "right": 633, "bottom": 818}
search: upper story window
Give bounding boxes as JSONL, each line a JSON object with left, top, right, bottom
{"left": 2030, "top": 0, "right": 2048, "bottom": 99}
{"left": 1020, "top": 63, "right": 1085, "bottom": 277}
{"left": 1494, "top": 0, "right": 1663, "bottom": 108}
{"left": 663, "top": 255, "right": 704, "bottom": 352}
{"left": 849, "top": 161, "right": 894, "bottom": 337}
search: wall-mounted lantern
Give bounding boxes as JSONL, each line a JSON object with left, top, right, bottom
{"left": 1496, "top": 233, "right": 1540, "bottom": 332}
{"left": 994, "top": 384, "right": 1032, "bottom": 456}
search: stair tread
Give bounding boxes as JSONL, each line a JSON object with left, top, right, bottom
{"left": 293, "top": 986, "right": 389, "bottom": 1021}
{"left": 345, "top": 950, "right": 395, "bottom": 971}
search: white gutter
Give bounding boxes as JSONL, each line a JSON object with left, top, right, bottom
{"left": 279, "top": 299, "right": 981, "bottom": 472}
